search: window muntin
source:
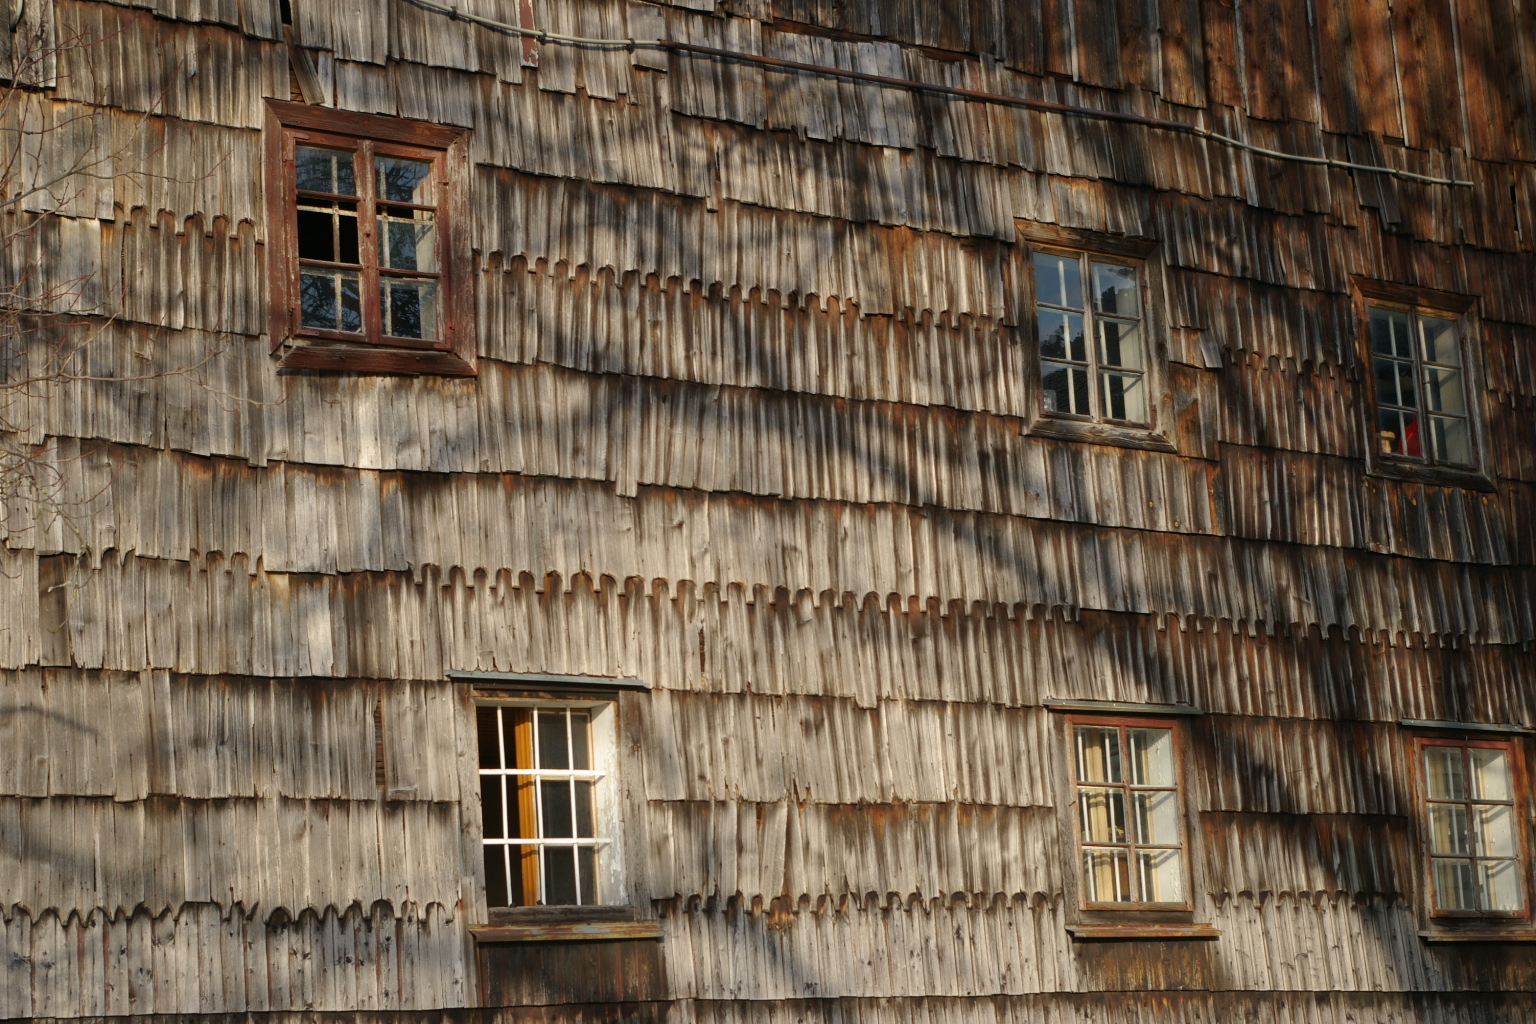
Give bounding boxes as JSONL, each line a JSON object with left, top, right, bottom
{"left": 1033, "top": 249, "right": 1149, "bottom": 426}
{"left": 1420, "top": 739, "right": 1527, "bottom": 916}
{"left": 1072, "top": 719, "right": 1188, "bottom": 907}
{"left": 478, "top": 704, "right": 605, "bottom": 907}
{"left": 287, "top": 131, "right": 445, "bottom": 348}
{"left": 1369, "top": 305, "right": 1473, "bottom": 466}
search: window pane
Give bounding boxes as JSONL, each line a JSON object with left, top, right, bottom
{"left": 481, "top": 775, "right": 506, "bottom": 837}
{"left": 1369, "top": 307, "right": 1411, "bottom": 357}
{"left": 537, "top": 710, "right": 569, "bottom": 769}
{"left": 578, "top": 846, "right": 597, "bottom": 905}
{"left": 296, "top": 145, "right": 356, "bottom": 195}
{"left": 1097, "top": 318, "right": 1143, "bottom": 370}
{"left": 1374, "top": 356, "right": 1404, "bottom": 407}
{"left": 1419, "top": 316, "right": 1461, "bottom": 366}
{"left": 1428, "top": 803, "right": 1471, "bottom": 856}
{"left": 1427, "top": 415, "right": 1471, "bottom": 465}
{"left": 1075, "top": 726, "right": 1122, "bottom": 783}
{"left": 296, "top": 201, "right": 359, "bottom": 264}
{"left": 1099, "top": 370, "right": 1147, "bottom": 424}
{"left": 376, "top": 156, "right": 434, "bottom": 204}
{"left": 484, "top": 844, "right": 511, "bottom": 908}
{"left": 1037, "top": 310, "right": 1085, "bottom": 361}
{"left": 541, "top": 778, "right": 574, "bottom": 838}
{"left": 1082, "top": 847, "right": 1131, "bottom": 902}
{"left": 1078, "top": 786, "right": 1126, "bottom": 843}
{"left": 300, "top": 269, "right": 362, "bottom": 332}
{"left": 1476, "top": 804, "right": 1517, "bottom": 859}
{"left": 1033, "top": 252, "right": 1081, "bottom": 309}
{"left": 1368, "top": 308, "right": 1395, "bottom": 355}
{"left": 1470, "top": 748, "right": 1512, "bottom": 801}
{"left": 575, "top": 779, "right": 596, "bottom": 839}
{"left": 477, "top": 707, "right": 502, "bottom": 769}
{"left": 1424, "top": 747, "right": 1468, "bottom": 800}
{"left": 1433, "top": 858, "right": 1477, "bottom": 911}
{"left": 543, "top": 846, "right": 579, "bottom": 905}
{"left": 1479, "top": 859, "right": 1525, "bottom": 912}
{"left": 1131, "top": 789, "right": 1180, "bottom": 846}
{"left": 378, "top": 212, "right": 437, "bottom": 272}
{"left": 1399, "top": 411, "right": 1422, "bottom": 457}
{"left": 511, "top": 777, "right": 533, "bottom": 838}
{"left": 1135, "top": 849, "right": 1184, "bottom": 903}
{"left": 380, "top": 279, "right": 439, "bottom": 340}
{"left": 1422, "top": 365, "right": 1466, "bottom": 416}
{"left": 570, "top": 710, "right": 592, "bottom": 770}
{"left": 1394, "top": 360, "right": 1418, "bottom": 410}
{"left": 1128, "top": 728, "right": 1174, "bottom": 786}
{"left": 1042, "top": 363, "right": 1090, "bottom": 416}
{"left": 1091, "top": 262, "right": 1139, "bottom": 317}
{"left": 1377, "top": 408, "right": 1405, "bottom": 455}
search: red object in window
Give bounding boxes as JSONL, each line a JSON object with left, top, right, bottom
{"left": 1403, "top": 414, "right": 1421, "bottom": 457}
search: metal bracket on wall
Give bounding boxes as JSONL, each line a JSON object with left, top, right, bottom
{"left": 1045, "top": 699, "right": 1204, "bottom": 716}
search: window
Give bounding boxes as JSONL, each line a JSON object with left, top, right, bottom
{"left": 1070, "top": 718, "right": 1189, "bottom": 908}
{"left": 1033, "top": 248, "right": 1150, "bottom": 426}
{"left": 1354, "top": 281, "right": 1490, "bottom": 489}
{"left": 1418, "top": 738, "right": 1528, "bottom": 917}
{"left": 1369, "top": 305, "right": 1473, "bottom": 466}
{"left": 1018, "top": 228, "right": 1174, "bottom": 453}
{"left": 265, "top": 101, "right": 474, "bottom": 375}
{"left": 477, "top": 703, "right": 613, "bottom": 907}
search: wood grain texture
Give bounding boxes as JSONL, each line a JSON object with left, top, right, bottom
{"left": 3, "top": 0, "right": 1535, "bottom": 1017}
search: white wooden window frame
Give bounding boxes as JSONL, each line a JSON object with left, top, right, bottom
{"left": 475, "top": 699, "right": 627, "bottom": 908}
{"left": 1353, "top": 279, "right": 1493, "bottom": 491}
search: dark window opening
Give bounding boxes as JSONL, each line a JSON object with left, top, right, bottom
{"left": 1368, "top": 304, "right": 1473, "bottom": 467}
{"left": 1032, "top": 247, "right": 1150, "bottom": 426}
{"left": 478, "top": 705, "right": 601, "bottom": 907}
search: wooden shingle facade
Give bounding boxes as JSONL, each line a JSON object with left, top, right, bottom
{"left": 2, "top": 0, "right": 1535, "bottom": 1021}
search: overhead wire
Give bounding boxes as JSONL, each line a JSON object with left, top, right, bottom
{"left": 400, "top": 0, "right": 1473, "bottom": 189}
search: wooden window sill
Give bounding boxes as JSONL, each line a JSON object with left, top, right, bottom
{"left": 1025, "top": 416, "right": 1178, "bottom": 454}
{"left": 1066, "top": 923, "right": 1219, "bottom": 941}
{"left": 471, "top": 920, "right": 663, "bottom": 943}
{"left": 1364, "top": 459, "right": 1496, "bottom": 493}
{"left": 1419, "top": 930, "right": 1536, "bottom": 943}
{"left": 278, "top": 342, "right": 476, "bottom": 376}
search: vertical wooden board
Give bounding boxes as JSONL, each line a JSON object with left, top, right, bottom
{"left": 1391, "top": 0, "right": 1460, "bottom": 150}
{"left": 1454, "top": 0, "right": 1511, "bottom": 160}
{"left": 1039, "top": 0, "right": 1076, "bottom": 78}
{"left": 1238, "top": 0, "right": 1292, "bottom": 121}
{"left": 1199, "top": 0, "right": 1241, "bottom": 109}
{"left": 1348, "top": 0, "right": 1402, "bottom": 139}
{"left": 1272, "top": 0, "right": 1319, "bottom": 124}
{"left": 6, "top": 671, "right": 47, "bottom": 797}
{"left": 1158, "top": 0, "right": 1207, "bottom": 107}
{"left": 1512, "top": 0, "right": 1536, "bottom": 162}
{"left": 1312, "top": 0, "right": 1361, "bottom": 133}
{"left": 998, "top": 0, "right": 1045, "bottom": 73}
{"left": 1115, "top": 0, "right": 1155, "bottom": 92}
{"left": 144, "top": 670, "right": 178, "bottom": 795}
{"left": 1073, "top": 0, "right": 1124, "bottom": 87}
{"left": 1483, "top": 0, "right": 1536, "bottom": 160}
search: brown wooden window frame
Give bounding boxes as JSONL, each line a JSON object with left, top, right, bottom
{"left": 1017, "top": 225, "right": 1175, "bottom": 454}
{"left": 1353, "top": 279, "right": 1491, "bottom": 490}
{"left": 265, "top": 100, "right": 475, "bottom": 376}
{"left": 1064, "top": 713, "right": 1194, "bottom": 913}
{"left": 1414, "top": 735, "right": 1532, "bottom": 923}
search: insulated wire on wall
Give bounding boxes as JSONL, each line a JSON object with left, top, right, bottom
{"left": 400, "top": 0, "right": 1473, "bottom": 189}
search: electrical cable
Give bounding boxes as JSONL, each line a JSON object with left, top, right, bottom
{"left": 400, "top": 0, "right": 1473, "bottom": 188}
